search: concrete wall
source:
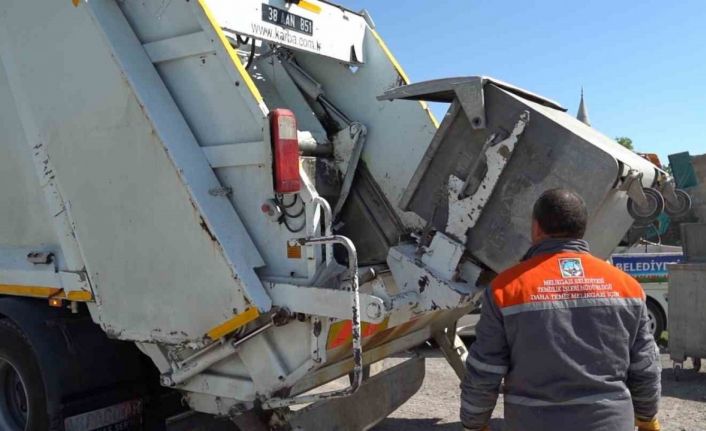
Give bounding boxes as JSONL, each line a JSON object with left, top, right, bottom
{"left": 692, "top": 154, "right": 706, "bottom": 182}
{"left": 689, "top": 154, "right": 706, "bottom": 222}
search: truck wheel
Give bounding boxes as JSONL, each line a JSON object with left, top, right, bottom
{"left": 646, "top": 301, "right": 665, "bottom": 340}
{"left": 0, "top": 320, "right": 49, "bottom": 431}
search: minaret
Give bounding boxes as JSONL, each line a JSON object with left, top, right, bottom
{"left": 577, "top": 88, "right": 591, "bottom": 126}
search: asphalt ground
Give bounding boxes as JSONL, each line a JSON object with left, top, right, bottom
{"left": 374, "top": 347, "right": 706, "bottom": 431}
{"left": 168, "top": 344, "right": 706, "bottom": 430}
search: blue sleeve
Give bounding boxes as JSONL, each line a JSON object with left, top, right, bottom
{"left": 627, "top": 302, "right": 661, "bottom": 420}
{"left": 460, "top": 287, "right": 510, "bottom": 430}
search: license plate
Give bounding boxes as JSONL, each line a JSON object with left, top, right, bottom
{"left": 64, "top": 400, "right": 143, "bottom": 431}
{"left": 262, "top": 4, "right": 313, "bottom": 36}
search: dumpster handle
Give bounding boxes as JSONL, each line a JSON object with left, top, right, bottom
{"left": 262, "top": 234, "right": 362, "bottom": 409}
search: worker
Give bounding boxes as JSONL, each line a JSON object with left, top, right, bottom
{"left": 460, "top": 188, "right": 661, "bottom": 431}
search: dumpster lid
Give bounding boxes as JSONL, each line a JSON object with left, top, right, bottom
{"left": 378, "top": 76, "right": 567, "bottom": 112}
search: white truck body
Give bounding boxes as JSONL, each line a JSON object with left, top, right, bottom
{"left": 0, "top": 0, "right": 682, "bottom": 428}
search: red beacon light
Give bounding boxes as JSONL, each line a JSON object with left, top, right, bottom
{"left": 269, "top": 109, "right": 301, "bottom": 194}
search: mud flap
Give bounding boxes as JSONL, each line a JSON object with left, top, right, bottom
{"left": 286, "top": 357, "right": 425, "bottom": 431}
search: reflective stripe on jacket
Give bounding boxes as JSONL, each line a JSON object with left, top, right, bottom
{"left": 460, "top": 248, "right": 661, "bottom": 431}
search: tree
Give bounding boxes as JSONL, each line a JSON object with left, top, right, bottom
{"left": 615, "top": 137, "right": 634, "bottom": 151}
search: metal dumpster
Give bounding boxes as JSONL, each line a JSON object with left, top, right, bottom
{"left": 380, "top": 77, "right": 678, "bottom": 272}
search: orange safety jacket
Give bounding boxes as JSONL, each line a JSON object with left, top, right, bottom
{"left": 460, "top": 240, "right": 661, "bottom": 431}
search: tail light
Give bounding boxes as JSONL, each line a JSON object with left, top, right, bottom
{"left": 269, "top": 109, "right": 301, "bottom": 194}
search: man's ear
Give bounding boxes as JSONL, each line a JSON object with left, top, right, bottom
{"left": 531, "top": 219, "right": 544, "bottom": 244}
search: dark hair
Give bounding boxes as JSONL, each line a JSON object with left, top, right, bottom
{"left": 532, "top": 188, "right": 588, "bottom": 239}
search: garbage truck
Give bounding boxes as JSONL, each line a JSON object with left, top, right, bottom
{"left": 0, "top": 0, "right": 692, "bottom": 429}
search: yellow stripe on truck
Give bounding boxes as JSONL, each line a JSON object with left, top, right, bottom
{"left": 0, "top": 285, "right": 61, "bottom": 298}
{"left": 196, "top": 0, "right": 265, "bottom": 103}
{"left": 369, "top": 28, "right": 440, "bottom": 129}
{"left": 296, "top": 0, "right": 322, "bottom": 14}
{"left": 369, "top": 29, "right": 411, "bottom": 85}
{"left": 206, "top": 307, "right": 261, "bottom": 340}
{"left": 66, "top": 290, "right": 94, "bottom": 302}
{"left": 0, "top": 284, "right": 94, "bottom": 301}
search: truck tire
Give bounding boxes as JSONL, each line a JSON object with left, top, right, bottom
{"left": 0, "top": 319, "right": 49, "bottom": 431}
{"left": 646, "top": 300, "right": 665, "bottom": 340}
{"left": 0, "top": 298, "right": 185, "bottom": 430}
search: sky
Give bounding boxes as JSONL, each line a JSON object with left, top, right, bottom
{"left": 344, "top": 0, "right": 706, "bottom": 163}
